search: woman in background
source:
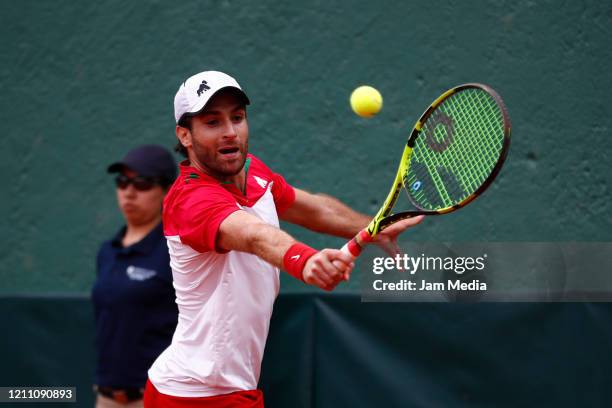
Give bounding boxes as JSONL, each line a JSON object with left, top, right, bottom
{"left": 92, "top": 145, "right": 178, "bottom": 408}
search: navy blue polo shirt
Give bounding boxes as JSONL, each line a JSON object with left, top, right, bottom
{"left": 92, "top": 222, "right": 178, "bottom": 388}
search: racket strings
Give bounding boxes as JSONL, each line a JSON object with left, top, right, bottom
{"left": 429, "top": 90, "right": 501, "bottom": 203}
{"left": 406, "top": 88, "right": 505, "bottom": 210}
{"left": 446, "top": 92, "right": 502, "bottom": 191}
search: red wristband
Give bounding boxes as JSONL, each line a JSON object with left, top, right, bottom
{"left": 283, "top": 243, "right": 318, "bottom": 281}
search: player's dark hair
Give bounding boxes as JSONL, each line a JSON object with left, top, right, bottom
{"left": 175, "top": 115, "right": 192, "bottom": 158}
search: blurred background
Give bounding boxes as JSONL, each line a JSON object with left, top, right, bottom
{"left": 0, "top": 1, "right": 610, "bottom": 406}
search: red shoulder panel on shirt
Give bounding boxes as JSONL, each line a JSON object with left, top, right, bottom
{"left": 162, "top": 155, "right": 296, "bottom": 253}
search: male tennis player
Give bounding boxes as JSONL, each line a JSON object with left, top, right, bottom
{"left": 144, "top": 71, "right": 423, "bottom": 407}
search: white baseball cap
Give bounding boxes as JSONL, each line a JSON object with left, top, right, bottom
{"left": 174, "top": 71, "right": 250, "bottom": 124}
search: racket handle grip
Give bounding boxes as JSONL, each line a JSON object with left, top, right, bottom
{"left": 340, "top": 230, "right": 373, "bottom": 260}
{"left": 339, "top": 242, "right": 357, "bottom": 261}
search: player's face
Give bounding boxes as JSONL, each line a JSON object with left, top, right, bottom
{"left": 115, "top": 169, "right": 165, "bottom": 227}
{"left": 185, "top": 91, "right": 249, "bottom": 180}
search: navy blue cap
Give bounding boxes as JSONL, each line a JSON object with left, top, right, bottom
{"left": 107, "top": 145, "right": 177, "bottom": 186}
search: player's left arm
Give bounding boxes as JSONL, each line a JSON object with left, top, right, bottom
{"left": 280, "top": 188, "right": 424, "bottom": 252}
{"left": 281, "top": 188, "right": 369, "bottom": 238}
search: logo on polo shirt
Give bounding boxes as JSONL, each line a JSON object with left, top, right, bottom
{"left": 254, "top": 176, "right": 268, "bottom": 189}
{"left": 126, "top": 265, "right": 157, "bottom": 281}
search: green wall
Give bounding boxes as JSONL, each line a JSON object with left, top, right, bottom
{"left": 1, "top": 0, "right": 611, "bottom": 292}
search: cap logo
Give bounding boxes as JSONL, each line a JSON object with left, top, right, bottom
{"left": 197, "top": 80, "right": 211, "bottom": 97}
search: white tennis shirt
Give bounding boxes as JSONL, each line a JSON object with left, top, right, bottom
{"left": 148, "top": 155, "right": 295, "bottom": 397}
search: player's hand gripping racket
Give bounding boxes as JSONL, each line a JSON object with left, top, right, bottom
{"left": 342, "top": 83, "right": 511, "bottom": 260}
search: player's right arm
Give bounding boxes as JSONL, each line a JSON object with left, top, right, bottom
{"left": 217, "top": 210, "right": 354, "bottom": 290}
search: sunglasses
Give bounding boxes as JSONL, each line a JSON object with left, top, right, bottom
{"left": 115, "top": 175, "right": 160, "bottom": 191}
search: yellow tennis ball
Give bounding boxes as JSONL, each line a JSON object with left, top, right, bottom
{"left": 350, "top": 85, "right": 383, "bottom": 118}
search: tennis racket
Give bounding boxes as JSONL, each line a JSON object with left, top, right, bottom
{"left": 342, "top": 83, "right": 511, "bottom": 259}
